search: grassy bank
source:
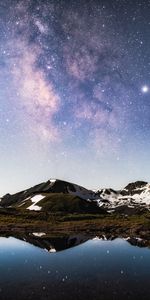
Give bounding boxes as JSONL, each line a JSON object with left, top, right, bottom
{"left": 0, "top": 208, "right": 150, "bottom": 240}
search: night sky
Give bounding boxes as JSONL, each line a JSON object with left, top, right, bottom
{"left": 0, "top": 0, "right": 150, "bottom": 195}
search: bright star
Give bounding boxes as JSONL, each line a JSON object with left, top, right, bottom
{"left": 141, "top": 85, "right": 149, "bottom": 93}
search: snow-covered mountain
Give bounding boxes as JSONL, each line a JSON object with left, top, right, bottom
{"left": 1, "top": 179, "right": 150, "bottom": 213}
{"left": 96, "top": 181, "right": 150, "bottom": 212}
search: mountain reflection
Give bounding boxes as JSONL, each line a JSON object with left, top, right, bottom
{"left": 0, "top": 232, "right": 149, "bottom": 252}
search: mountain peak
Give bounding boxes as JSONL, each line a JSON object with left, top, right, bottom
{"left": 122, "top": 181, "right": 148, "bottom": 196}
{"left": 0, "top": 178, "right": 100, "bottom": 209}
{"left": 1, "top": 179, "right": 150, "bottom": 214}
{"left": 124, "top": 180, "right": 148, "bottom": 190}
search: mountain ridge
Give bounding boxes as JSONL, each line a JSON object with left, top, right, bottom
{"left": 0, "top": 178, "right": 150, "bottom": 213}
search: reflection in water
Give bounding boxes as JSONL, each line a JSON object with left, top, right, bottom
{"left": 1, "top": 232, "right": 149, "bottom": 252}
{"left": 0, "top": 236, "right": 150, "bottom": 300}
{"left": 1, "top": 232, "right": 90, "bottom": 252}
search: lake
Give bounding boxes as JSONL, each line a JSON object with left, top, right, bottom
{"left": 0, "top": 236, "right": 150, "bottom": 300}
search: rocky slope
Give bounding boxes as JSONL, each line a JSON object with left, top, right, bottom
{"left": 0, "top": 179, "right": 101, "bottom": 213}
{"left": 97, "top": 180, "right": 150, "bottom": 212}
{"left": 1, "top": 179, "right": 150, "bottom": 213}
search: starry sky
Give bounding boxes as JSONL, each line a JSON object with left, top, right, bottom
{"left": 1, "top": 0, "right": 150, "bottom": 195}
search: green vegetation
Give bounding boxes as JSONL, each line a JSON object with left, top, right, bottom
{"left": 0, "top": 192, "right": 150, "bottom": 242}
{"left": 0, "top": 207, "right": 149, "bottom": 242}
{"left": 37, "top": 193, "right": 104, "bottom": 213}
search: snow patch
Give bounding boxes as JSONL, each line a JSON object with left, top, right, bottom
{"left": 49, "top": 247, "right": 56, "bottom": 253}
{"left": 50, "top": 179, "right": 56, "bottom": 183}
{"left": 28, "top": 205, "right": 41, "bottom": 211}
{"left": 32, "top": 232, "right": 46, "bottom": 237}
{"left": 93, "top": 236, "right": 101, "bottom": 241}
{"left": 27, "top": 194, "right": 45, "bottom": 211}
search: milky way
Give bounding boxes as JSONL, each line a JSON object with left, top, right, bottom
{"left": 0, "top": 0, "right": 150, "bottom": 194}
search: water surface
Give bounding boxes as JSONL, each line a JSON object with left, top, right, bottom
{"left": 0, "top": 237, "right": 150, "bottom": 300}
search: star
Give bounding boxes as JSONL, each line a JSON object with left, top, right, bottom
{"left": 141, "top": 85, "right": 149, "bottom": 93}
{"left": 1, "top": 0, "right": 150, "bottom": 194}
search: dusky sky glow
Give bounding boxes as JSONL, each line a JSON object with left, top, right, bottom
{"left": 1, "top": 0, "right": 150, "bottom": 195}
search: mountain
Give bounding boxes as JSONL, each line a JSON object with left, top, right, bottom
{"left": 96, "top": 180, "right": 150, "bottom": 213}
{"left": 0, "top": 179, "right": 150, "bottom": 214}
{"left": 2, "top": 233, "right": 149, "bottom": 252}
{"left": 0, "top": 179, "right": 101, "bottom": 213}
{"left": 6, "top": 233, "right": 90, "bottom": 252}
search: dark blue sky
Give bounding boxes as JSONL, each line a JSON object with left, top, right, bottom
{"left": 0, "top": 0, "right": 150, "bottom": 195}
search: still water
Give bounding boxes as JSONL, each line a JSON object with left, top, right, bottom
{"left": 0, "top": 236, "right": 150, "bottom": 300}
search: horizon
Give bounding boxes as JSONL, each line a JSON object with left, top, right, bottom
{"left": 1, "top": 0, "right": 150, "bottom": 196}
{"left": 0, "top": 176, "right": 149, "bottom": 198}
